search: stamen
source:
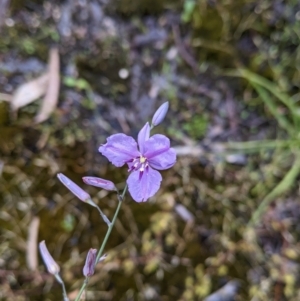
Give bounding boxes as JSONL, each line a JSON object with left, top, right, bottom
{"left": 128, "top": 156, "right": 149, "bottom": 174}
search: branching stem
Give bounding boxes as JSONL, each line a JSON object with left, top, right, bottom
{"left": 74, "top": 185, "right": 127, "bottom": 301}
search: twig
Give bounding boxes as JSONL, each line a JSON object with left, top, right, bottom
{"left": 172, "top": 24, "right": 199, "bottom": 75}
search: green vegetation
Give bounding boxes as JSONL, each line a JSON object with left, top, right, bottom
{"left": 1, "top": 0, "right": 300, "bottom": 300}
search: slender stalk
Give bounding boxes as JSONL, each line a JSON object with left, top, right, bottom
{"left": 225, "top": 139, "right": 300, "bottom": 152}
{"left": 55, "top": 274, "right": 69, "bottom": 301}
{"left": 61, "top": 281, "right": 69, "bottom": 301}
{"left": 95, "top": 205, "right": 111, "bottom": 227}
{"left": 95, "top": 198, "right": 123, "bottom": 264}
{"left": 74, "top": 185, "right": 127, "bottom": 301}
{"left": 74, "top": 279, "right": 88, "bottom": 301}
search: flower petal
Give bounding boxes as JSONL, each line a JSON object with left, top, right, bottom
{"left": 143, "top": 134, "right": 170, "bottom": 158}
{"left": 127, "top": 167, "right": 162, "bottom": 202}
{"left": 148, "top": 147, "right": 176, "bottom": 170}
{"left": 138, "top": 122, "right": 150, "bottom": 153}
{"left": 99, "top": 134, "right": 140, "bottom": 167}
{"left": 143, "top": 134, "right": 176, "bottom": 170}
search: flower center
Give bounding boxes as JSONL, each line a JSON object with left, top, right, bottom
{"left": 128, "top": 156, "right": 149, "bottom": 174}
{"left": 140, "top": 156, "right": 146, "bottom": 163}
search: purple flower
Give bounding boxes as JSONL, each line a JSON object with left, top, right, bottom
{"left": 83, "top": 248, "right": 97, "bottom": 277}
{"left": 99, "top": 122, "right": 176, "bottom": 202}
{"left": 39, "top": 241, "right": 60, "bottom": 275}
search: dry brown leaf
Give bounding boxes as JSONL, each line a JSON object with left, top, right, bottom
{"left": 26, "top": 216, "right": 40, "bottom": 271}
{"left": 35, "top": 47, "right": 60, "bottom": 123}
{"left": 11, "top": 73, "right": 49, "bottom": 111}
{"left": 0, "top": 92, "right": 12, "bottom": 102}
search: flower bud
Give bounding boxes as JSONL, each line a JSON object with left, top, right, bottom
{"left": 39, "top": 241, "right": 60, "bottom": 275}
{"left": 82, "top": 177, "right": 116, "bottom": 191}
{"left": 57, "top": 173, "right": 91, "bottom": 203}
{"left": 83, "top": 248, "right": 97, "bottom": 277}
{"left": 151, "top": 101, "right": 169, "bottom": 126}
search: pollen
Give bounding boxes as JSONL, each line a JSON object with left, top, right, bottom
{"left": 140, "top": 156, "right": 146, "bottom": 163}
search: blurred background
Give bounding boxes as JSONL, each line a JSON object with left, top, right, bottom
{"left": 1, "top": 0, "right": 300, "bottom": 300}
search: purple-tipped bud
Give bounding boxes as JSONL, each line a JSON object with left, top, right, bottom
{"left": 39, "top": 241, "right": 60, "bottom": 275}
{"left": 82, "top": 177, "right": 116, "bottom": 191}
{"left": 83, "top": 248, "right": 97, "bottom": 277}
{"left": 57, "top": 173, "right": 91, "bottom": 203}
{"left": 151, "top": 101, "right": 169, "bottom": 126}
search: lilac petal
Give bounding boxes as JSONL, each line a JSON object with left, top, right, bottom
{"left": 143, "top": 134, "right": 176, "bottom": 170}
{"left": 143, "top": 134, "right": 170, "bottom": 159}
{"left": 137, "top": 122, "right": 150, "bottom": 154}
{"left": 99, "top": 134, "right": 140, "bottom": 167}
{"left": 151, "top": 101, "right": 169, "bottom": 126}
{"left": 127, "top": 167, "right": 162, "bottom": 202}
{"left": 143, "top": 134, "right": 170, "bottom": 158}
{"left": 148, "top": 147, "right": 176, "bottom": 170}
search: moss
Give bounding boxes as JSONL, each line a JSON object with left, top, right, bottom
{"left": 183, "top": 114, "right": 208, "bottom": 139}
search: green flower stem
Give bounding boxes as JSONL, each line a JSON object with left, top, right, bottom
{"left": 75, "top": 185, "right": 127, "bottom": 301}
{"left": 95, "top": 205, "right": 111, "bottom": 227}
{"left": 95, "top": 195, "right": 124, "bottom": 263}
{"left": 62, "top": 281, "right": 69, "bottom": 301}
{"left": 74, "top": 278, "right": 88, "bottom": 301}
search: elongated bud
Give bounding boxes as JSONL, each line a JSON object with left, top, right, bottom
{"left": 82, "top": 177, "right": 116, "bottom": 191}
{"left": 57, "top": 173, "right": 92, "bottom": 203}
{"left": 151, "top": 101, "right": 169, "bottom": 126}
{"left": 83, "top": 248, "right": 97, "bottom": 277}
{"left": 39, "top": 241, "right": 60, "bottom": 275}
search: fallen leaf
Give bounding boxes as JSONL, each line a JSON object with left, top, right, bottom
{"left": 11, "top": 73, "right": 49, "bottom": 111}
{"left": 35, "top": 47, "right": 60, "bottom": 123}
{"left": 0, "top": 92, "right": 12, "bottom": 102}
{"left": 26, "top": 216, "right": 40, "bottom": 271}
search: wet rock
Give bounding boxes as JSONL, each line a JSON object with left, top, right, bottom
{"left": 0, "top": 57, "right": 45, "bottom": 74}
